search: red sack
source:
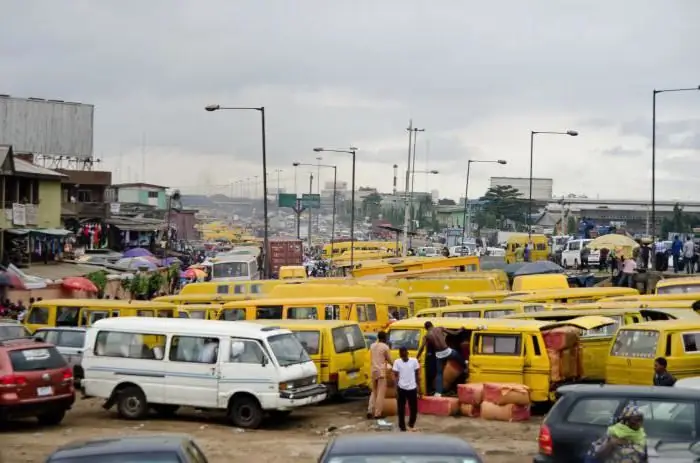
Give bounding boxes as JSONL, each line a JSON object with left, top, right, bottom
{"left": 457, "top": 383, "right": 484, "bottom": 405}
{"left": 459, "top": 403, "right": 480, "bottom": 418}
{"left": 483, "top": 383, "right": 531, "bottom": 406}
{"left": 417, "top": 396, "right": 460, "bottom": 416}
{"left": 480, "top": 401, "right": 531, "bottom": 422}
{"left": 541, "top": 326, "right": 579, "bottom": 350}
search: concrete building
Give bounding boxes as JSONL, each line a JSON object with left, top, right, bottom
{"left": 107, "top": 182, "right": 168, "bottom": 210}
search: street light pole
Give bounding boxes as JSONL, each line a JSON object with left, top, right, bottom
{"left": 408, "top": 128, "right": 425, "bottom": 249}
{"left": 408, "top": 169, "right": 438, "bottom": 248}
{"left": 402, "top": 121, "right": 413, "bottom": 257}
{"left": 651, "top": 86, "right": 700, "bottom": 238}
{"left": 308, "top": 172, "right": 313, "bottom": 246}
{"left": 295, "top": 161, "right": 337, "bottom": 259}
{"left": 274, "top": 169, "right": 283, "bottom": 215}
{"left": 461, "top": 160, "right": 507, "bottom": 246}
{"left": 313, "top": 147, "right": 357, "bottom": 268}
{"left": 528, "top": 130, "right": 578, "bottom": 237}
{"left": 204, "top": 104, "right": 269, "bottom": 278}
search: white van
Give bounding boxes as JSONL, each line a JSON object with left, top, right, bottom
{"left": 81, "top": 317, "right": 326, "bottom": 428}
{"left": 561, "top": 238, "right": 600, "bottom": 268}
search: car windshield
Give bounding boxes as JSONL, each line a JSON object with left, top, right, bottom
{"left": 268, "top": 333, "right": 311, "bottom": 366}
{"left": 0, "top": 325, "right": 30, "bottom": 340}
{"left": 51, "top": 452, "right": 181, "bottom": 462}
{"left": 327, "top": 457, "right": 479, "bottom": 463}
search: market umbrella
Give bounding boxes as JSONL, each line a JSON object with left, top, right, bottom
{"left": 123, "top": 248, "right": 153, "bottom": 258}
{"left": 183, "top": 268, "right": 206, "bottom": 280}
{"left": 0, "top": 270, "right": 25, "bottom": 289}
{"left": 161, "top": 257, "right": 182, "bottom": 267}
{"left": 587, "top": 234, "right": 639, "bottom": 258}
{"left": 62, "top": 277, "right": 98, "bottom": 293}
{"left": 116, "top": 257, "right": 159, "bottom": 271}
{"left": 512, "top": 260, "right": 565, "bottom": 277}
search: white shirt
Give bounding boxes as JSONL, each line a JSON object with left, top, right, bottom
{"left": 392, "top": 357, "right": 419, "bottom": 390}
{"left": 684, "top": 241, "right": 695, "bottom": 258}
{"left": 655, "top": 242, "right": 667, "bottom": 253}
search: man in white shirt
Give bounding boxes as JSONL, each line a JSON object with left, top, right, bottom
{"left": 392, "top": 347, "right": 420, "bottom": 432}
{"left": 684, "top": 237, "right": 696, "bottom": 274}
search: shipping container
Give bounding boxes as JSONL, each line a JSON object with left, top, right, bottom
{"left": 267, "top": 238, "right": 303, "bottom": 276}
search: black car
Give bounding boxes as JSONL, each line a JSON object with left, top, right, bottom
{"left": 319, "top": 433, "right": 484, "bottom": 463}
{"left": 45, "top": 434, "right": 208, "bottom": 462}
{"left": 535, "top": 384, "right": 700, "bottom": 462}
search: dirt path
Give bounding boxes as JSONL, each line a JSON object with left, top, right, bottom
{"left": 1, "top": 398, "right": 539, "bottom": 462}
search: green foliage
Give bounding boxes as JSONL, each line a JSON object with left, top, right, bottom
{"left": 86, "top": 270, "right": 108, "bottom": 298}
{"left": 362, "top": 192, "right": 383, "bottom": 220}
{"left": 128, "top": 274, "right": 149, "bottom": 300}
{"left": 479, "top": 185, "right": 530, "bottom": 228}
{"left": 567, "top": 216, "right": 578, "bottom": 235}
{"left": 147, "top": 272, "right": 165, "bottom": 297}
{"left": 660, "top": 203, "right": 700, "bottom": 237}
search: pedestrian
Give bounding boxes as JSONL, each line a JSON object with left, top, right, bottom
{"left": 367, "top": 331, "right": 392, "bottom": 420}
{"left": 416, "top": 321, "right": 464, "bottom": 396}
{"left": 654, "top": 239, "right": 666, "bottom": 271}
{"left": 672, "top": 235, "right": 682, "bottom": 273}
{"left": 609, "top": 248, "right": 618, "bottom": 276}
{"left": 514, "top": 244, "right": 524, "bottom": 262}
{"left": 523, "top": 244, "right": 531, "bottom": 262}
{"left": 619, "top": 256, "right": 637, "bottom": 288}
{"left": 392, "top": 347, "right": 420, "bottom": 432}
{"left": 640, "top": 241, "right": 651, "bottom": 270}
{"left": 599, "top": 247, "right": 609, "bottom": 272}
{"left": 653, "top": 357, "right": 676, "bottom": 386}
{"left": 684, "top": 237, "right": 695, "bottom": 275}
{"left": 580, "top": 245, "right": 590, "bottom": 271}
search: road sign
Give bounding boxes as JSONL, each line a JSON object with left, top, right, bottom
{"left": 278, "top": 193, "right": 297, "bottom": 208}
{"left": 301, "top": 193, "right": 321, "bottom": 209}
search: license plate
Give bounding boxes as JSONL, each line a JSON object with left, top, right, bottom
{"left": 37, "top": 386, "right": 53, "bottom": 397}
{"left": 347, "top": 371, "right": 358, "bottom": 379}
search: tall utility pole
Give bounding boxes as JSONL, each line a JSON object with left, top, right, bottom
{"left": 308, "top": 172, "right": 314, "bottom": 245}
{"left": 401, "top": 120, "right": 413, "bottom": 257}
{"left": 409, "top": 127, "right": 424, "bottom": 248}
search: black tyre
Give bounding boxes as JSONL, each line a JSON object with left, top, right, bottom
{"left": 229, "top": 396, "right": 263, "bottom": 429}
{"left": 268, "top": 410, "right": 292, "bottom": 419}
{"left": 116, "top": 387, "right": 148, "bottom": 420}
{"left": 152, "top": 404, "right": 179, "bottom": 418}
{"left": 37, "top": 409, "right": 66, "bottom": 426}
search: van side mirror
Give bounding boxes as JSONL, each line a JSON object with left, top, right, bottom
{"left": 261, "top": 355, "right": 268, "bottom": 367}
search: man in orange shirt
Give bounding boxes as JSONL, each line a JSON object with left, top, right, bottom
{"left": 367, "top": 331, "right": 392, "bottom": 419}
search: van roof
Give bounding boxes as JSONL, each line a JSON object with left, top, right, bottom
{"left": 617, "top": 320, "right": 700, "bottom": 331}
{"left": 91, "top": 317, "right": 290, "bottom": 336}
{"left": 417, "top": 302, "right": 532, "bottom": 312}
{"left": 389, "top": 316, "right": 547, "bottom": 332}
{"left": 252, "top": 319, "right": 360, "bottom": 329}
{"left": 154, "top": 295, "right": 250, "bottom": 302}
{"left": 504, "top": 287, "right": 639, "bottom": 300}
{"left": 222, "top": 296, "right": 375, "bottom": 307}
{"left": 656, "top": 277, "right": 700, "bottom": 287}
{"left": 271, "top": 283, "right": 405, "bottom": 297}
{"left": 34, "top": 299, "right": 176, "bottom": 309}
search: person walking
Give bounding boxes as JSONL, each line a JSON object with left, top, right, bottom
{"left": 580, "top": 245, "right": 590, "bottom": 271}
{"left": 619, "top": 256, "right": 637, "bottom": 288}
{"left": 416, "top": 321, "right": 464, "bottom": 396}
{"left": 654, "top": 239, "right": 667, "bottom": 271}
{"left": 367, "top": 331, "right": 392, "bottom": 419}
{"left": 392, "top": 347, "right": 420, "bottom": 432}
{"left": 684, "top": 237, "right": 695, "bottom": 275}
{"left": 653, "top": 357, "right": 676, "bottom": 386}
{"left": 671, "top": 235, "right": 682, "bottom": 273}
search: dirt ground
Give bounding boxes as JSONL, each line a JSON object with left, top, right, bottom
{"left": 0, "top": 398, "right": 539, "bottom": 462}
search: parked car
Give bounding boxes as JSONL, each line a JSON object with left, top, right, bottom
{"left": 535, "top": 384, "right": 700, "bottom": 462}
{"left": 0, "top": 338, "right": 75, "bottom": 425}
{"left": 0, "top": 321, "right": 31, "bottom": 341}
{"left": 45, "top": 434, "right": 209, "bottom": 462}
{"left": 319, "top": 433, "right": 483, "bottom": 463}
{"left": 33, "top": 327, "right": 86, "bottom": 385}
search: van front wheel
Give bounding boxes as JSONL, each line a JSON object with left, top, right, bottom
{"left": 229, "top": 396, "right": 263, "bottom": 429}
{"left": 117, "top": 387, "right": 149, "bottom": 420}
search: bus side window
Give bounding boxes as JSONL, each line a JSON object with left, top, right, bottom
{"left": 665, "top": 334, "right": 672, "bottom": 356}
{"left": 356, "top": 305, "right": 367, "bottom": 322}
{"left": 366, "top": 304, "right": 377, "bottom": 321}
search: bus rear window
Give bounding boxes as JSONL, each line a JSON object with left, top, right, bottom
{"left": 220, "top": 309, "right": 246, "bottom": 321}
{"left": 331, "top": 325, "right": 365, "bottom": 353}
{"left": 611, "top": 330, "right": 659, "bottom": 358}
{"left": 388, "top": 329, "right": 421, "bottom": 350}
{"left": 293, "top": 331, "right": 321, "bottom": 355}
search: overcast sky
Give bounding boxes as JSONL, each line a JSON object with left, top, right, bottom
{"left": 2, "top": 0, "right": 699, "bottom": 201}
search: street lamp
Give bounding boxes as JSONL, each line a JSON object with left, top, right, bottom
{"left": 528, "top": 130, "right": 578, "bottom": 235}
{"left": 408, "top": 169, "right": 439, "bottom": 248}
{"left": 205, "top": 104, "right": 270, "bottom": 278}
{"left": 314, "top": 147, "right": 357, "bottom": 268}
{"left": 461, "top": 160, "right": 506, "bottom": 245}
{"left": 651, "top": 86, "right": 700, "bottom": 238}
{"left": 295, "top": 161, "right": 338, "bottom": 259}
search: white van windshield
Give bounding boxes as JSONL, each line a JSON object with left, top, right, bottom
{"left": 268, "top": 333, "right": 311, "bottom": 366}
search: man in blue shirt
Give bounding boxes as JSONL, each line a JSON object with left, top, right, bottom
{"left": 671, "top": 235, "right": 683, "bottom": 273}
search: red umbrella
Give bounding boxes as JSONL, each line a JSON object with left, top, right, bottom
{"left": 0, "top": 270, "right": 25, "bottom": 289}
{"left": 62, "top": 277, "right": 98, "bottom": 293}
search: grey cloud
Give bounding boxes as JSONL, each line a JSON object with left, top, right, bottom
{"left": 601, "top": 146, "right": 644, "bottom": 157}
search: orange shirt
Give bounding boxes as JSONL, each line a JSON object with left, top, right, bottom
{"left": 369, "top": 341, "right": 392, "bottom": 380}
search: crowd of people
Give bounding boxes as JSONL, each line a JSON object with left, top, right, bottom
{"left": 0, "top": 297, "right": 40, "bottom": 320}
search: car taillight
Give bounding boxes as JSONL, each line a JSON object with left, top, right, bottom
{"left": 0, "top": 374, "right": 28, "bottom": 387}
{"left": 538, "top": 424, "right": 553, "bottom": 455}
{"left": 62, "top": 368, "right": 73, "bottom": 382}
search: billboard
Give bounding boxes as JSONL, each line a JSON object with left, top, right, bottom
{"left": 489, "top": 176, "right": 553, "bottom": 201}
{"left": 0, "top": 95, "right": 94, "bottom": 159}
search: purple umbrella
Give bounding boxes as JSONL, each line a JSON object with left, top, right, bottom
{"left": 123, "top": 248, "right": 153, "bottom": 258}
{"left": 161, "top": 257, "right": 182, "bottom": 267}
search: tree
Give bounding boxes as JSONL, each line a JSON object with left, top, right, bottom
{"left": 361, "top": 192, "right": 383, "bottom": 220}
{"left": 567, "top": 216, "right": 577, "bottom": 236}
{"left": 479, "top": 185, "right": 529, "bottom": 227}
{"left": 438, "top": 198, "right": 456, "bottom": 206}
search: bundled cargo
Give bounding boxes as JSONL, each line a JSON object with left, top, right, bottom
{"left": 480, "top": 401, "right": 531, "bottom": 422}
{"left": 457, "top": 383, "right": 484, "bottom": 406}
{"left": 548, "top": 347, "right": 580, "bottom": 382}
{"left": 542, "top": 326, "right": 579, "bottom": 350}
{"left": 460, "top": 403, "right": 481, "bottom": 418}
{"left": 438, "top": 359, "right": 464, "bottom": 391}
{"left": 417, "top": 396, "right": 460, "bottom": 416}
{"left": 482, "top": 383, "right": 530, "bottom": 406}
{"left": 381, "top": 398, "right": 398, "bottom": 416}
